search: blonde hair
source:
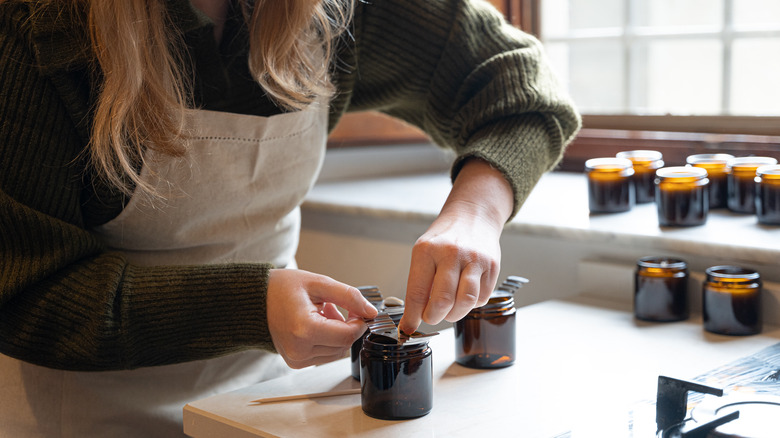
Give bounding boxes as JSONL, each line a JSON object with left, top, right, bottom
{"left": 85, "top": 0, "right": 353, "bottom": 196}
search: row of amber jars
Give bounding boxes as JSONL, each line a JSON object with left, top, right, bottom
{"left": 635, "top": 257, "right": 762, "bottom": 336}
{"left": 586, "top": 153, "right": 780, "bottom": 226}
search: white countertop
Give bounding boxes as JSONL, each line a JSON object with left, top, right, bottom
{"left": 183, "top": 297, "right": 780, "bottom": 438}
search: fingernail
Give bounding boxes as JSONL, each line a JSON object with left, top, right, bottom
{"left": 364, "top": 301, "right": 378, "bottom": 316}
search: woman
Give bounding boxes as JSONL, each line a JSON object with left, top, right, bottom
{"left": 0, "top": 0, "right": 580, "bottom": 436}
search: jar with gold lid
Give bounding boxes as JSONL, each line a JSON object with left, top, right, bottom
{"left": 585, "top": 157, "right": 635, "bottom": 213}
{"left": 727, "top": 156, "right": 778, "bottom": 214}
{"left": 617, "top": 150, "right": 664, "bottom": 203}
{"left": 634, "top": 257, "right": 689, "bottom": 322}
{"left": 756, "top": 164, "right": 780, "bottom": 225}
{"left": 655, "top": 166, "right": 709, "bottom": 227}
{"left": 703, "top": 266, "right": 762, "bottom": 336}
{"left": 686, "top": 153, "right": 734, "bottom": 209}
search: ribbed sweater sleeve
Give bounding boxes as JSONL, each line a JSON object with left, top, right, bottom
{"left": 330, "top": 0, "right": 581, "bottom": 217}
{"left": 0, "top": 3, "right": 275, "bottom": 371}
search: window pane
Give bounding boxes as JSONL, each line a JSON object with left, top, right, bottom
{"left": 545, "top": 42, "right": 571, "bottom": 93}
{"left": 731, "top": 38, "right": 780, "bottom": 116}
{"left": 541, "top": 0, "right": 624, "bottom": 37}
{"left": 633, "top": 0, "right": 723, "bottom": 28}
{"left": 733, "top": 0, "right": 780, "bottom": 27}
{"left": 566, "top": 40, "right": 625, "bottom": 113}
{"left": 641, "top": 40, "right": 722, "bottom": 115}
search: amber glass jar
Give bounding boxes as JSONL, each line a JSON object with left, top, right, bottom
{"left": 727, "top": 156, "right": 778, "bottom": 214}
{"left": 617, "top": 150, "right": 664, "bottom": 203}
{"left": 585, "top": 157, "right": 635, "bottom": 213}
{"left": 455, "top": 290, "right": 516, "bottom": 369}
{"left": 360, "top": 334, "right": 433, "bottom": 420}
{"left": 686, "top": 153, "right": 734, "bottom": 209}
{"left": 703, "top": 266, "right": 762, "bottom": 336}
{"left": 655, "top": 167, "right": 709, "bottom": 227}
{"left": 634, "top": 257, "right": 688, "bottom": 322}
{"left": 756, "top": 165, "right": 780, "bottom": 225}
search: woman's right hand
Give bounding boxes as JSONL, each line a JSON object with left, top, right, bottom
{"left": 266, "top": 269, "right": 378, "bottom": 369}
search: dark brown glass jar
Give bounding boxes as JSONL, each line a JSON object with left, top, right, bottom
{"left": 585, "top": 157, "right": 635, "bottom": 213}
{"left": 454, "top": 290, "right": 516, "bottom": 369}
{"left": 727, "top": 156, "right": 778, "bottom": 214}
{"left": 756, "top": 164, "right": 780, "bottom": 225}
{"left": 360, "top": 334, "right": 433, "bottom": 420}
{"left": 617, "top": 150, "right": 664, "bottom": 203}
{"left": 703, "top": 266, "right": 762, "bottom": 336}
{"left": 686, "top": 153, "right": 734, "bottom": 209}
{"left": 655, "top": 167, "right": 709, "bottom": 227}
{"left": 634, "top": 257, "right": 689, "bottom": 322}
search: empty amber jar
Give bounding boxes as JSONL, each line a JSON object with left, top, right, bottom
{"left": 686, "top": 153, "right": 734, "bottom": 209}
{"left": 454, "top": 289, "right": 516, "bottom": 369}
{"left": 727, "top": 156, "right": 778, "bottom": 214}
{"left": 634, "top": 257, "right": 689, "bottom": 322}
{"left": 703, "top": 266, "right": 762, "bottom": 336}
{"left": 360, "top": 334, "right": 433, "bottom": 420}
{"left": 756, "top": 164, "right": 780, "bottom": 225}
{"left": 585, "top": 157, "right": 635, "bottom": 213}
{"left": 617, "top": 150, "right": 664, "bottom": 203}
{"left": 655, "top": 167, "right": 709, "bottom": 227}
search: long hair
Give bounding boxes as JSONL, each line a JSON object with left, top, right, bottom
{"left": 85, "top": 0, "right": 354, "bottom": 197}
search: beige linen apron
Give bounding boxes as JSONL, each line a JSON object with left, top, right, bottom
{"left": 0, "top": 102, "right": 328, "bottom": 437}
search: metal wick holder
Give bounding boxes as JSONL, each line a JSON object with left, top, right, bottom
{"left": 497, "top": 275, "right": 530, "bottom": 294}
{"left": 656, "top": 375, "right": 740, "bottom": 437}
{"left": 364, "top": 313, "right": 438, "bottom": 346}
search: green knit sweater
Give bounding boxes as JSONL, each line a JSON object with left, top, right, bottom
{"left": 0, "top": 0, "right": 580, "bottom": 371}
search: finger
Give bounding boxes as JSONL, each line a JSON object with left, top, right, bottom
{"left": 320, "top": 302, "right": 345, "bottom": 321}
{"left": 399, "top": 251, "right": 435, "bottom": 335}
{"left": 305, "top": 317, "right": 368, "bottom": 349}
{"left": 309, "top": 280, "right": 378, "bottom": 319}
{"left": 421, "top": 261, "right": 460, "bottom": 325}
{"left": 444, "top": 262, "right": 482, "bottom": 322}
{"left": 284, "top": 349, "right": 353, "bottom": 369}
{"left": 478, "top": 263, "right": 500, "bottom": 307}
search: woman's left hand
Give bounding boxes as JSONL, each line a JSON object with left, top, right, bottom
{"left": 398, "top": 158, "right": 514, "bottom": 335}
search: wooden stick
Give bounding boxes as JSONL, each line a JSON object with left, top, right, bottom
{"left": 249, "top": 388, "right": 361, "bottom": 404}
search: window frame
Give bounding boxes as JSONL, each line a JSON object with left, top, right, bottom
{"left": 328, "top": 0, "right": 780, "bottom": 171}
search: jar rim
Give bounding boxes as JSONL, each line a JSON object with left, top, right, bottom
{"left": 585, "top": 157, "right": 634, "bottom": 171}
{"left": 656, "top": 166, "right": 707, "bottom": 179}
{"left": 617, "top": 150, "right": 663, "bottom": 161}
{"left": 686, "top": 153, "right": 735, "bottom": 164}
{"left": 728, "top": 156, "right": 778, "bottom": 168}
{"left": 757, "top": 164, "right": 780, "bottom": 176}
{"left": 705, "top": 265, "right": 760, "bottom": 280}
{"left": 363, "top": 333, "right": 430, "bottom": 354}
{"left": 637, "top": 256, "right": 687, "bottom": 269}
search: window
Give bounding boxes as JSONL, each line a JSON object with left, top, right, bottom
{"left": 329, "top": 0, "right": 780, "bottom": 172}
{"left": 542, "top": 0, "right": 780, "bottom": 117}
{"left": 537, "top": 0, "right": 780, "bottom": 170}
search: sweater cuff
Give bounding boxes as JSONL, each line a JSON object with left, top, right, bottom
{"left": 451, "top": 113, "right": 567, "bottom": 220}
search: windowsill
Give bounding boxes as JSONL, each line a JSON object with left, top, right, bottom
{"left": 301, "top": 144, "right": 779, "bottom": 323}
{"left": 308, "top": 146, "right": 778, "bottom": 266}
